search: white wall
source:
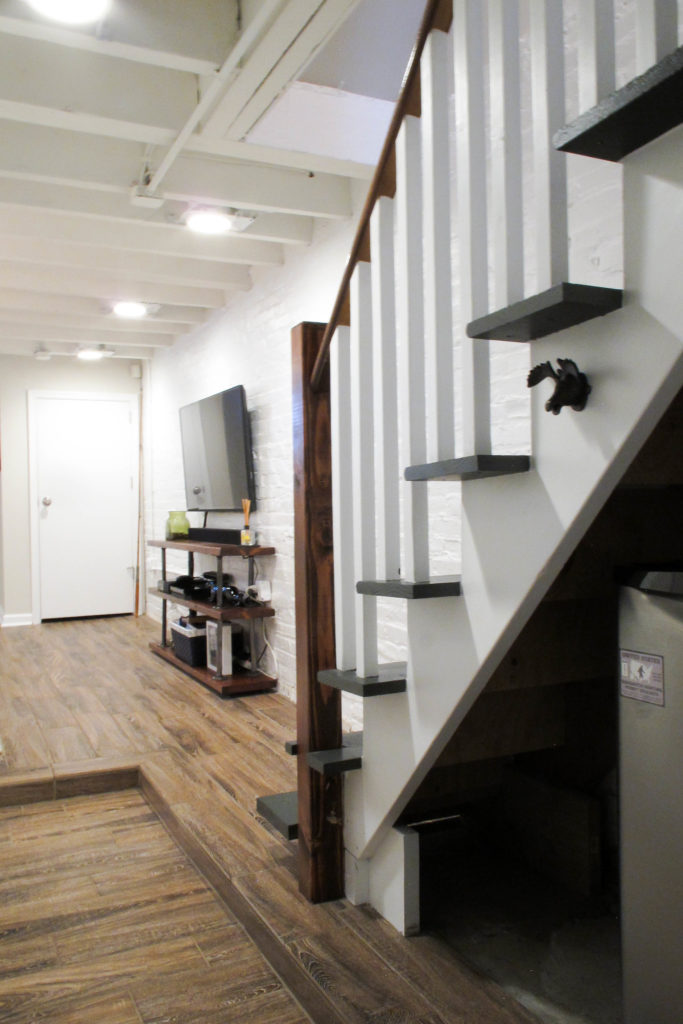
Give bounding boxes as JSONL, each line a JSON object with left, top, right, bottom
{"left": 0, "top": 356, "right": 141, "bottom": 622}
{"left": 144, "top": 207, "right": 363, "bottom": 701}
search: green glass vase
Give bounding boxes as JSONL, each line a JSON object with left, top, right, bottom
{"left": 165, "top": 510, "right": 190, "bottom": 540}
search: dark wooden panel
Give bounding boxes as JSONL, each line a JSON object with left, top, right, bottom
{"left": 466, "top": 282, "right": 622, "bottom": 341}
{"left": 256, "top": 791, "right": 299, "bottom": 840}
{"left": 554, "top": 46, "right": 683, "bottom": 161}
{"left": 357, "top": 575, "right": 461, "bottom": 598}
{"left": 307, "top": 742, "right": 363, "bottom": 776}
{"left": 406, "top": 454, "right": 530, "bottom": 482}
{"left": 291, "top": 321, "right": 343, "bottom": 903}
{"left": 317, "top": 661, "right": 407, "bottom": 696}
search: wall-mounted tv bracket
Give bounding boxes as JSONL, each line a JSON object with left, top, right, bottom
{"left": 527, "top": 358, "right": 591, "bottom": 414}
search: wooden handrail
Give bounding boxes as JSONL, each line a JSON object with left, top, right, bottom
{"left": 310, "top": 0, "right": 453, "bottom": 392}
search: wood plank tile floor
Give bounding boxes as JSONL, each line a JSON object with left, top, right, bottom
{"left": 0, "top": 615, "right": 539, "bottom": 1024}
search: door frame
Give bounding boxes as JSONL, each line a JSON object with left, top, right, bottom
{"left": 28, "top": 390, "right": 140, "bottom": 625}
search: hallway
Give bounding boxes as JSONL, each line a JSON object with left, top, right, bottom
{"left": 0, "top": 615, "right": 539, "bottom": 1023}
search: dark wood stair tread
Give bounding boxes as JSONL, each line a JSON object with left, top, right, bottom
{"left": 256, "top": 790, "right": 298, "bottom": 840}
{"left": 405, "top": 454, "right": 530, "bottom": 482}
{"left": 466, "top": 283, "right": 623, "bottom": 341}
{"left": 554, "top": 46, "right": 683, "bottom": 162}
{"left": 356, "top": 576, "right": 461, "bottom": 599}
{"left": 307, "top": 734, "right": 363, "bottom": 776}
{"left": 317, "top": 662, "right": 407, "bottom": 696}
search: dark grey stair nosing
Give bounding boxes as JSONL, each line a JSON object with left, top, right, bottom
{"left": 554, "top": 46, "right": 683, "bottom": 162}
{"left": 466, "top": 282, "right": 623, "bottom": 341}
{"left": 405, "top": 454, "right": 531, "bottom": 482}
{"left": 307, "top": 745, "right": 363, "bottom": 776}
{"left": 256, "top": 790, "right": 298, "bottom": 840}
{"left": 356, "top": 575, "right": 461, "bottom": 599}
{"left": 317, "top": 661, "right": 408, "bottom": 696}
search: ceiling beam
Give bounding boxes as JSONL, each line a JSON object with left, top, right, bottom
{"left": 0, "top": 204, "right": 284, "bottom": 265}
{"left": 0, "top": 184, "right": 314, "bottom": 245}
{"left": 0, "top": 338, "right": 158, "bottom": 360}
{"left": 0, "top": 263, "right": 227, "bottom": 308}
{"left": 0, "top": 236, "right": 252, "bottom": 290}
{"left": 0, "top": 321, "right": 176, "bottom": 347}
{"left": 0, "top": 122, "right": 351, "bottom": 218}
{"left": 0, "top": 35, "right": 199, "bottom": 132}
{"left": 0, "top": 309, "right": 190, "bottom": 335}
{"left": 0, "top": 289, "right": 209, "bottom": 323}
{"left": 0, "top": 0, "right": 237, "bottom": 69}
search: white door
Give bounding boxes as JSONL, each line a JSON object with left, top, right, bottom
{"left": 30, "top": 392, "right": 139, "bottom": 621}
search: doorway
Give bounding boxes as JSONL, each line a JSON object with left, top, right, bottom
{"left": 29, "top": 391, "right": 139, "bottom": 622}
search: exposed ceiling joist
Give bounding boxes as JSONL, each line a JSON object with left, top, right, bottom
{"left": 0, "top": 0, "right": 409, "bottom": 360}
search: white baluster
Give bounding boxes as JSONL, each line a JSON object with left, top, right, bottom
{"left": 488, "top": 0, "right": 524, "bottom": 309}
{"left": 370, "top": 196, "right": 400, "bottom": 583}
{"left": 395, "top": 116, "right": 429, "bottom": 584}
{"left": 454, "top": 0, "right": 490, "bottom": 456}
{"left": 635, "top": 0, "right": 678, "bottom": 74}
{"left": 330, "top": 325, "right": 355, "bottom": 671}
{"left": 577, "top": 0, "right": 615, "bottom": 110}
{"left": 422, "top": 28, "right": 455, "bottom": 463}
{"left": 350, "top": 262, "right": 378, "bottom": 677}
{"left": 529, "top": 0, "right": 569, "bottom": 291}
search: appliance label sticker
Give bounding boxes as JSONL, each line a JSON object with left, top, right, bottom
{"left": 620, "top": 649, "right": 665, "bottom": 706}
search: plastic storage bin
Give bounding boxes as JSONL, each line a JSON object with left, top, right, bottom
{"left": 170, "top": 619, "right": 207, "bottom": 667}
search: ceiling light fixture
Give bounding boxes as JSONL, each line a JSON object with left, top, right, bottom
{"left": 25, "top": 0, "right": 111, "bottom": 24}
{"left": 112, "top": 300, "right": 148, "bottom": 319}
{"left": 77, "top": 345, "right": 114, "bottom": 361}
{"left": 33, "top": 346, "right": 52, "bottom": 361}
{"left": 185, "top": 208, "right": 255, "bottom": 235}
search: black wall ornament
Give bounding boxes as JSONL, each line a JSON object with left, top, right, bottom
{"left": 527, "top": 358, "right": 591, "bottom": 414}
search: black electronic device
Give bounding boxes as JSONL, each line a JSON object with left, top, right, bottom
{"left": 179, "top": 385, "right": 256, "bottom": 512}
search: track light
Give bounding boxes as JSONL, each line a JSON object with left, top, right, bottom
{"left": 112, "top": 301, "right": 148, "bottom": 319}
{"left": 77, "top": 345, "right": 114, "bottom": 361}
{"left": 185, "top": 208, "right": 255, "bottom": 235}
{"left": 25, "top": 0, "right": 111, "bottom": 24}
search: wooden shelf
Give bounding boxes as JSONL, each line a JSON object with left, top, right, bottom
{"left": 149, "top": 536, "right": 277, "bottom": 696}
{"left": 317, "top": 662, "right": 407, "bottom": 697}
{"left": 150, "top": 588, "right": 275, "bottom": 622}
{"left": 149, "top": 539, "right": 275, "bottom": 559}
{"left": 405, "top": 454, "right": 530, "bottom": 482}
{"left": 150, "top": 642, "right": 276, "bottom": 697}
{"left": 554, "top": 46, "right": 683, "bottom": 162}
{"left": 356, "top": 575, "right": 462, "bottom": 599}
{"left": 466, "top": 283, "right": 623, "bottom": 341}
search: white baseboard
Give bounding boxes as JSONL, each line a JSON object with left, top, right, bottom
{"left": 1, "top": 612, "right": 34, "bottom": 628}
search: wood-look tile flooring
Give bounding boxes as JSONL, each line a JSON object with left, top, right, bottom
{"left": 0, "top": 615, "right": 539, "bottom": 1024}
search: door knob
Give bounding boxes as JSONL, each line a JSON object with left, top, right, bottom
{"left": 41, "top": 496, "right": 53, "bottom": 507}
{"left": 192, "top": 485, "right": 202, "bottom": 495}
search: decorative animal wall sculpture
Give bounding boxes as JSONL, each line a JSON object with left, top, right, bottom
{"left": 527, "top": 358, "right": 591, "bottom": 414}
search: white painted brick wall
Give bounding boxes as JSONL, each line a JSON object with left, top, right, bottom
{"left": 145, "top": 2, "right": 677, "bottom": 728}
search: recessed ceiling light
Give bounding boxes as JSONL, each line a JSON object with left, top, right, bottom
{"left": 77, "top": 345, "right": 114, "bottom": 361}
{"left": 113, "top": 300, "right": 148, "bottom": 319}
{"left": 185, "top": 209, "right": 234, "bottom": 235}
{"left": 25, "top": 0, "right": 111, "bottom": 24}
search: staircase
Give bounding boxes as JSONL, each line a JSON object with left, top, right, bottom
{"left": 262, "top": 0, "right": 683, "bottom": 935}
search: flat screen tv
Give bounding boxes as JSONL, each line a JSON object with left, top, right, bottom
{"left": 179, "top": 385, "right": 256, "bottom": 512}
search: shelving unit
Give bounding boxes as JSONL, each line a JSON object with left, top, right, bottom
{"left": 148, "top": 538, "right": 277, "bottom": 697}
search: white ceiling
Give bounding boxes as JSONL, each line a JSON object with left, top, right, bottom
{"left": 0, "top": 0, "right": 424, "bottom": 361}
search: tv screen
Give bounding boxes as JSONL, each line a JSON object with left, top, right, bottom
{"left": 179, "top": 386, "right": 256, "bottom": 512}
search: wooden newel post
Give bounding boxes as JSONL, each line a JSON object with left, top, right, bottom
{"left": 291, "top": 321, "right": 344, "bottom": 902}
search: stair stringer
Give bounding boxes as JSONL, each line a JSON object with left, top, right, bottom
{"left": 343, "top": 127, "right": 683, "bottom": 932}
